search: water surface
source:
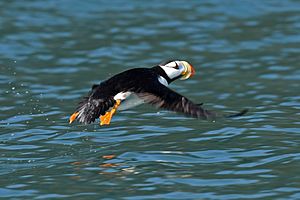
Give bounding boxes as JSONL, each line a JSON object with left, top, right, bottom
{"left": 1, "top": 0, "right": 300, "bottom": 199}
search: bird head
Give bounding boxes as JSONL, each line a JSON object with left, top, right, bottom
{"left": 159, "top": 60, "right": 195, "bottom": 82}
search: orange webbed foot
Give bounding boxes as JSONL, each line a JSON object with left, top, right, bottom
{"left": 69, "top": 112, "right": 79, "bottom": 124}
{"left": 99, "top": 100, "right": 121, "bottom": 126}
{"left": 100, "top": 111, "right": 114, "bottom": 125}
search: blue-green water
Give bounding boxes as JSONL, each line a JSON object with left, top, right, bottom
{"left": 1, "top": 1, "right": 300, "bottom": 199}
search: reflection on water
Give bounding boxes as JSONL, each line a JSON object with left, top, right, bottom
{"left": 1, "top": 0, "right": 300, "bottom": 199}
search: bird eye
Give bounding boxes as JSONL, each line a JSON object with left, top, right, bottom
{"left": 174, "top": 62, "right": 179, "bottom": 69}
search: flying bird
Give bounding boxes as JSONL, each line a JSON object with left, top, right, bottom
{"left": 69, "top": 60, "right": 247, "bottom": 126}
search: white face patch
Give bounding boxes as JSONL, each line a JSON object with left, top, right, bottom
{"left": 160, "top": 65, "right": 181, "bottom": 79}
{"left": 164, "top": 61, "right": 177, "bottom": 68}
{"left": 160, "top": 61, "right": 185, "bottom": 79}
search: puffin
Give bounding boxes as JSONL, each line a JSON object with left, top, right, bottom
{"left": 69, "top": 60, "right": 247, "bottom": 126}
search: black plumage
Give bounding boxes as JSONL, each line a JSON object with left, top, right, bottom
{"left": 70, "top": 61, "right": 247, "bottom": 125}
{"left": 71, "top": 67, "right": 218, "bottom": 124}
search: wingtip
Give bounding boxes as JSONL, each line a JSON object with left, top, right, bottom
{"left": 226, "top": 109, "right": 249, "bottom": 118}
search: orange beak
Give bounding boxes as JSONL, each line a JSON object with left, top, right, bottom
{"left": 180, "top": 61, "right": 196, "bottom": 80}
{"left": 190, "top": 64, "right": 195, "bottom": 77}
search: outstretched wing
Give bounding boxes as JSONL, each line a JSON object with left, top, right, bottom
{"left": 69, "top": 84, "right": 116, "bottom": 124}
{"left": 138, "top": 82, "right": 218, "bottom": 120}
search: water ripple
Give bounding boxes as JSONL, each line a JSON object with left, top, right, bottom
{"left": 1, "top": 0, "right": 300, "bottom": 199}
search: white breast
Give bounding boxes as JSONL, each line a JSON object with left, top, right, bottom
{"left": 114, "top": 92, "right": 144, "bottom": 111}
{"left": 114, "top": 91, "right": 132, "bottom": 100}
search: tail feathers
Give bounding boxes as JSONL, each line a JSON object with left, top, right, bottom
{"left": 226, "top": 109, "right": 249, "bottom": 118}
{"left": 74, "top": 98, "right": 102, "bottom": 124}
{"left": 69, "top": 96, "right": 115, "bottom": 124}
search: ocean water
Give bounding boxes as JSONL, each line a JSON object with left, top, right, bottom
{"left": 1, "top": 0, "right": 300, "bottom": 199}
